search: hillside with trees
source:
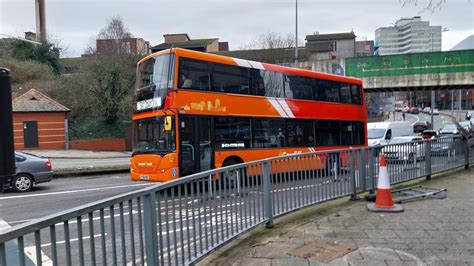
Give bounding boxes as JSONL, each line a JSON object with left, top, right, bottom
{"left": 0, "top": 16, "right": 140, "bottom": 141}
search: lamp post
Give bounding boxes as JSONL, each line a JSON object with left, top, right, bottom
{"left": 294, "top": 0, "right": 298, "bottom": 67}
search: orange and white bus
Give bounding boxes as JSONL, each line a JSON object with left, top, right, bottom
{"left": 131, "top": 48, "right": 367, "bottom": 182}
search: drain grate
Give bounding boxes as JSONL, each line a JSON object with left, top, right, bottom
{"left": 288, "top": 239, "right": 357, "bottom": 263}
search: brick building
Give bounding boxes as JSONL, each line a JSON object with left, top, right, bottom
{"left": 96, "top": 37, "right": 150, "bottom": 55}
{"left": 13, "top": 89, "right": 70, "bottom": 149}
{"left": 151, "top": 33, "right": 229, "bottom": 53}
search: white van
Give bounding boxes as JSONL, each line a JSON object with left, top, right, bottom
{"left": 367, "top": 121, "right": 412, "bottom": 146}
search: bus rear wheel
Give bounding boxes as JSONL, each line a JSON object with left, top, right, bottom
{"left": 323, "top": 155, "right": 343, "bottom": 177}
{"left": 221, "top": 159, "right": 245, "bottom": 190}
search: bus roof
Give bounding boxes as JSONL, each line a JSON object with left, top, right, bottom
{"left": 138, "top": 48, "right": 363, "bottom": 85}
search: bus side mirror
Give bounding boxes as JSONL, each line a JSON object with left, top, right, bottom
{"left": 164, "top": 116, "right": 172, "bottom": 131}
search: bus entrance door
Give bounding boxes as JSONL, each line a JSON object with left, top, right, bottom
{"left": 179, "top": 117, "right": 213, "bottom": 176}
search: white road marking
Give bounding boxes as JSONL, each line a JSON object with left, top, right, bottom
{"left": 33, "top": 233, "right": 106, "bottom": 248}
{"left": 24, "top": 247, "right": 53, "bottom": 266}
{"left": 0, "top": 183, "right": 152, "bottom": 200}
{"left": 0, "top": 218, "right": 54, "bottom": 266}
{"left": 0, "top": 218, "right": 10, "bottom": 231}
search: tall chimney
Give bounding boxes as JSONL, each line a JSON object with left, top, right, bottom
{"left": 36, "top": 0, "right": 47, "bottom": 43}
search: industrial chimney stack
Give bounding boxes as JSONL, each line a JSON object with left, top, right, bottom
{"left": 35, "top": 0, "right": 46, "bottom": 43}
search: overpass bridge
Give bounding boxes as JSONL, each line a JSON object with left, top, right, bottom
{"left": 345, "top": 50, "right": 474, "bottom": 93}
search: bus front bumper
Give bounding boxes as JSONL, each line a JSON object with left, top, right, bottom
{"left": 130, "top": 167, "right": 178, "bottom": 182}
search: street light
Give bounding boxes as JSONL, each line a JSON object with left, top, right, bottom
{"left": 294, "top": 0, "right": 298, "bottom": 67}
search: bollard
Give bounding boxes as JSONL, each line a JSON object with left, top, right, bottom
{"left": 0, "top": 68, "right": 15, "bottom": 193}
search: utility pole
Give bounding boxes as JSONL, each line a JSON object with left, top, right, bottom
{"left": 294, "top": 0, "right": 298, "bottom": 68}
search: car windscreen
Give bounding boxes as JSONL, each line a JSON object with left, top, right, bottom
{"left": 368, "top": 128, "right": 386, "bottom": 139}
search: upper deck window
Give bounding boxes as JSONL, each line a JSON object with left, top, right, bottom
{"left": 177, "top": 57, "right": 363, "bottom": 105}
{"left": 179, "top": 59, "right": 210, "bottom": 91}
{"left": 134, "top": 54, "right": 174, "bottom": 113}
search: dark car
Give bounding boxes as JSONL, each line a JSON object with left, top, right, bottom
{"left": 409, "top": 107, "right": 420, "bottom": 114}
{"left": 7, "top": 152, "right": 53, "bottom": 192}
{"left": 413, "top": 121, "right": 431, "bottom": 133}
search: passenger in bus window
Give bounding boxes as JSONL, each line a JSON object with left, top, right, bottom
{"left": 181, "top": 74, "right": 192, "bottom": 88}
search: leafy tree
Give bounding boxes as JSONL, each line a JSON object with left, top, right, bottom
{"left": 86, "top": 55, "right": 136, "bottom": 125}
{"left": 11, "top": 41, "right": 61, "bottom": 75}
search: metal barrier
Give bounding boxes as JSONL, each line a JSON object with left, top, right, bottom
{"left": 0, "top": 136, "right": 470, "bottom": 266}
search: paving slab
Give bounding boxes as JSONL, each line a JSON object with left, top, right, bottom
{"left": 198, "top": 168, "right": 474, "bottom": 265}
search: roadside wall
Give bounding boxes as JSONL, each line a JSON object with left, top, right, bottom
{"left": 69, "top": 139, "right": 126, "bottom": 151}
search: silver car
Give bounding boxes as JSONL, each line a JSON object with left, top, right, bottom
{"left": 382, "top": 136, "right": 425, "bottom": 162}
{"left": 10, "top": 152, "right": 53, "bottom": 192}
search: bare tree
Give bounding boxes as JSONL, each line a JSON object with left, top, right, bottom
{"left": 236, "top": 32, "right": 302, "bottom": 64}
{"left": 249, "top": 32, "right": 296, "bottom": 50}
{"left": 399, "top": 0, "right": 447, "bottom": 12}
{"left": 84, "top": 16, "right": 134, "bottom": 55}
{"left": 97, "top": 16, "right": 133, "bottom": 40}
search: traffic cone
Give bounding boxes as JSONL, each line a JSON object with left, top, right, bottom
{"left": 367, "top": 154, "right": 403, "bottom": 212}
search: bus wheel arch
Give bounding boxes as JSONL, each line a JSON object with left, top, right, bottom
{"left": 222, "top": 156, "right": 244, "bottom": 167}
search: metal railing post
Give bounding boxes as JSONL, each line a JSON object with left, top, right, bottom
{"left": 359, "top": 149, "right": 367, "bottom": 192}
{"left": 143, "top": 192, "right": 159, "bottom": 265}
{"left": 368, "top": 148, "right": 375, "bottom": 193}
{"left": 350, "top": 151, "right": 358, "bottom": 200}
{"left": 262, "top": 161, "right": 273, "bottom": 228}
{"left": 465, "top": 138, "right": 470, "bottom": 169}
{"left": 425, "top": 140, "right": 432, "bottom": 179}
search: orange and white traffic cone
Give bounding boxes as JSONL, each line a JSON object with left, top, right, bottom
{"left": 367, "top": 154, "right": 403, "bottom": 212}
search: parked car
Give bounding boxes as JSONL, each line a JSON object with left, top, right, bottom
{"left": 383, "top": 136, "right": 424, "bottom": 162}
{"left": 412, "top": 121, "right": 431, "bottom": 133}
{"left": 8, "top": 152, "right": 53, "bottom": 192}
{"left": 432, "top": 108, "right": 440, "bottom": 115}
{"left": 422, "top": 107, "right": 431, "bottom": 114}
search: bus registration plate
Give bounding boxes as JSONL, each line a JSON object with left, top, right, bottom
{"left": 140, "top": 175, "right": 149, "bottom": 180}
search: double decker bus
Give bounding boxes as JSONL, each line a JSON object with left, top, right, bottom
{"left": 131, "top": 48, "right": 367, "bottom": 182}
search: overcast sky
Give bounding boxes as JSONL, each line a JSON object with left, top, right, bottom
{"left": 1, "top": 0, "right": 473, "bottom": 57}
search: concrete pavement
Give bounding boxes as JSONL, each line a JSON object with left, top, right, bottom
{"left": 199, "top": 168, "right": 474, "bottom": 265}
{"left": 19, "top": 149, "right": 131, "bottom": 159}
{"left": 19, "top": 149, "right": 131, "bottom": 176}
